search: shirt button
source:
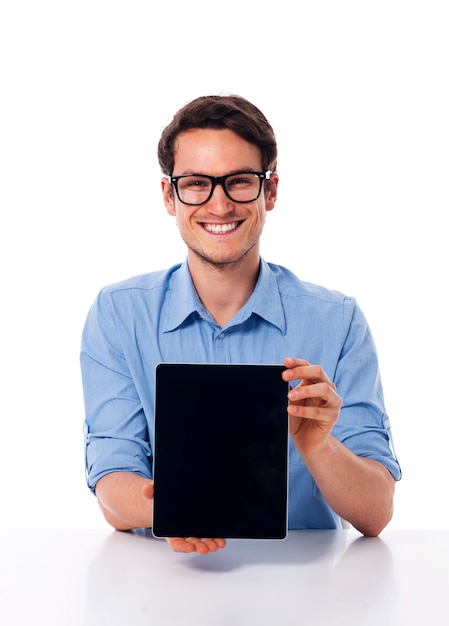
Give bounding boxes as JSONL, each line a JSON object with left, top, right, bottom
{"left": 218, "top": 332, "right": 225, "bottom": 339}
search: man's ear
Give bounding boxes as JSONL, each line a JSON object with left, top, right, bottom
{"left": 265, "top": 172, "right": 279, "bottom": 213}
{"left": 161, "top": 177, "right": 176, "bottom": 216}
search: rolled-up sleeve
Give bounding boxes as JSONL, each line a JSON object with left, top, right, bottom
{"left": 80, "top": 290, "right": 152, "bottom": 493}
{"left": 332, "top": 299, "right": 402, "bottom": 481}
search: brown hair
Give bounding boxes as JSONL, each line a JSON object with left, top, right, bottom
{"left": 157, "top": 94, "right": 278, "bottom": 176}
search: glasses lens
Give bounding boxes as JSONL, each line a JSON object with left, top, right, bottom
{"left": 176, "top": 176, "right": 212, "bottom": 205}
{"left": 224, "top": 173, "right": 262, "bottom": 202}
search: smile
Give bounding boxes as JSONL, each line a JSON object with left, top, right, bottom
{"left": 202, "top": 221, "right": 241, "bottom": 234}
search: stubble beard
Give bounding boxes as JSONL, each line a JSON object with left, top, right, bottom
{"left": 186, "top": 237, "right": 259, "bottom": 272}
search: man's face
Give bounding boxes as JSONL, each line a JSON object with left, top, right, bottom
{"left": 162, "top": 128, "right": 278, "bottom": 269}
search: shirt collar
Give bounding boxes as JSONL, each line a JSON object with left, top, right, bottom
{"left": 250, "top": 258, "right": 286, "bottom": 333}
{"left": 162, "top": 258, "right": 286, "bottom": 334}
{"left": 162, "top": 261, "right": 204, "bottom": 332}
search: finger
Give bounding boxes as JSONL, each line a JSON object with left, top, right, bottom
{"left": 141, "top": 481, "right": 154, "bottom": 500}
{"left": 283, "top": 356, "right": 310, "bottom": 368}
{"left": 199, "top": 538, "right": 227, "bottom": 552}
{"left": 284, "top": 364, "right": 335, "bottom": 388}
{"left": 282, "top": 361, "right": 322, "bottom": 384}
{"left": 185, "top": 538, "right": 211, "bottom": 555}
{"left": 188, "top": 537, "right": 226, "bottom": 553}
{"left": 166, "top": 537, "right": 226, "bottom": 555}
{"left": 288, "top": 381, "right": 339, "bottom": 404}
{"left": 282, "top": 357, "right": 309, "bottom": 379}
{"left": 288, "top": 402, "right": 340, "bottom": 422}
{"left": 166, "top": 537, "right": 196, "bottom": 553}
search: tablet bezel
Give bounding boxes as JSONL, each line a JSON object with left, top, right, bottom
{"left": 152, "top": 363, "right": 289, "bottom": 540}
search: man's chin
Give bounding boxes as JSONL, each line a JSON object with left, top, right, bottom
{"left": 189, "top": 247, "right": 254, "bottom": 270}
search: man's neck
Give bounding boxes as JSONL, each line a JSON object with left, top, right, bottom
{"left": 187, "top": 252, "right": 260, "bottom": 328}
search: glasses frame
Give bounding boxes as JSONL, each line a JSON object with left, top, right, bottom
{"left": 168, "top": 171, "right": 271, "bottom": 206}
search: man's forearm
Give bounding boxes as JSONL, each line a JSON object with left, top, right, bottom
{"left": 95, "top": 471, "right": 154, "bottom": 531}
{"left": 301, "top": 435, "right": 395, "bottom": 536}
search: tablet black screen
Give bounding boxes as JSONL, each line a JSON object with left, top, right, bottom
{"left": 152, "top": 363, "right": 289, "bottom": 539}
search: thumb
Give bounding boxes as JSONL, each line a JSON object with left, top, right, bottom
{"left": 142, "top": 480, "right": 154, "bottom": 501}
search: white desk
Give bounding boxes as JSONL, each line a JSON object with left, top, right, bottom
{"left": 0, "top": 528, "right": 448, "bottom": 625}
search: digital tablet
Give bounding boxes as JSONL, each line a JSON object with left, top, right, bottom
{"left": 152, "top": 363, "right": 289, "bottom": 540}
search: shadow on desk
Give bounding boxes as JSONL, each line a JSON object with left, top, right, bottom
{"left": 84, "top": 529, "right": 398, "bottom": 626}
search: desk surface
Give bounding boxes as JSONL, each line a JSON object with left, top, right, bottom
{"left": 0, "top": 528, "right": 448, "bottom": 625}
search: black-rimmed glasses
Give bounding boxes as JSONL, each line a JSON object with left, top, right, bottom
{"left": 168, "top": 171, "right": 271, "bottom": 206}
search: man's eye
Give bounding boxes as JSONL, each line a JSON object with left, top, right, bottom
{"left": 228, "top": 176, "right": 252, "bottom": 187}
{"left": 192, "top": 179, "right": 207, "bottom": 187}
{"left": 182, "top": 178, "right": 209, "bottom": 189}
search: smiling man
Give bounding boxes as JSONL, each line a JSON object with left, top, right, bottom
{"left": 163, "top": 129, "right": 276, "bottom": 269}
{"left": 161, "top": 127, "right": 278, "bottom": 327}
{"left": 80, "top": 94, "right": 401, "bottom": 554}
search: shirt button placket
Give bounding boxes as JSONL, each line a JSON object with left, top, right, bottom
{"left": 214, "top": 329, "right": 229, "bottom": 362}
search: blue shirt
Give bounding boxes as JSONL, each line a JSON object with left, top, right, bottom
{"left": 81, "top": 259, "right": 401, "bottom": 530}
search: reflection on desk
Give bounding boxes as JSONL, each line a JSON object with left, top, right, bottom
{"left": 0, "top": 529, "right": 448, "bottom": 625}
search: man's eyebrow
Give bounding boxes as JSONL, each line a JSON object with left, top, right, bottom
{"left": 174, "top": 167, "right": 262, "bottom": 176}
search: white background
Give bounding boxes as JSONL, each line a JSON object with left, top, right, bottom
{"left": 1, "top": 1, "right": 447, "bottom": 530}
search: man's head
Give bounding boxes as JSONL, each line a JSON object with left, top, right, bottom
{"left": 159, "top": 95, "right": 279, "bottom": 271}
{"left": 158, "top": 94, "right": 278, "bottom": 177}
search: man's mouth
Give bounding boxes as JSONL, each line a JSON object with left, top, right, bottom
{"left": 202, "top": 221, "right": 241, "bottom": 234}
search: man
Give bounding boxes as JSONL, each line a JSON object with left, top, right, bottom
{"left": 81, "top": 94, "right": 401, "bottom": 554}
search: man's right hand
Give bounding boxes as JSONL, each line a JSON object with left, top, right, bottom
{"left": 165, "top": 537, "right": 227, "bottom": 554}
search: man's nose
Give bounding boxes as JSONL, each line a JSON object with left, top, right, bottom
{"left": 206, "top": 183, "right": 233, "bottom": 213}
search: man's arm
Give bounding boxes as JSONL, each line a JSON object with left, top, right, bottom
{"left": 283, "top": 357, "right": 395, "bottom": 537}
{"left": 95, "top": 472, "right": 154, "bottom": 531}
{"left": 299, "top": 435, "right": 394, "bottom": 536}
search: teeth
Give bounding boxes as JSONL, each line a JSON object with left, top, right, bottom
{"left": 203, "top": 222, "right": 239, "bottom": 234}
